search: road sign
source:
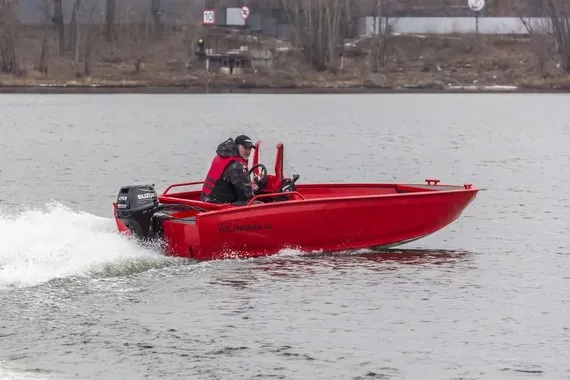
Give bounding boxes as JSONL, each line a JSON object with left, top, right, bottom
{"left": 203, "top": 9, "right": 215, "bottom": 25}
{"left": 240, "top": 6, "right": 250, "bottom": 20}
{"left": 467, "top": 0, "right": 485, "bottom": 12}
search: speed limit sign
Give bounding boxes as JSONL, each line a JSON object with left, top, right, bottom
{"left": 203, "top": 9, "right": 215, "bottom": 25}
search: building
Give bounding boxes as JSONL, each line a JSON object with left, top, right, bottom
{"left": 14, "top": 0, "right": 546, "bottom": 39}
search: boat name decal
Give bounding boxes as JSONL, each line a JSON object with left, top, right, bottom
{"left": 217, "top": 223, "right": 272, "bottom": 233}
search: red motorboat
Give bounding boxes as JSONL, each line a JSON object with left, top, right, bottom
{"left": 113, "top": 141, "right": 479, "bottom": 261}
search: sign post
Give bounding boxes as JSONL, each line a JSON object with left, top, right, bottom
{"left": 467, "top": 0, "right": 485, "bottom": 36}
{"left": 201, "top": 9, "right": 215, "bottom": 74}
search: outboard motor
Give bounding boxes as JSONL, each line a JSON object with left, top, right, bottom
{"left": 115, "top": 184, "right": 159, "bottom": 241}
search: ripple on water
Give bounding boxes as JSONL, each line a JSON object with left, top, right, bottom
{"left": 1, "top": 94, "right": 569, "bottom": 380}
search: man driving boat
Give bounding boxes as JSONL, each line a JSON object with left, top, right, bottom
{"left": 201, "top": 135, "right": 259, "bottom": 205}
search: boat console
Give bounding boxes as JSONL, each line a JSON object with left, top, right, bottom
{"left": 248, "top": 141, "right": 301, "bottom": 202}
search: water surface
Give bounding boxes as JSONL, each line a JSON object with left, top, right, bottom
{"left": 0, "top": 93, "right": 569, "bottom": 380}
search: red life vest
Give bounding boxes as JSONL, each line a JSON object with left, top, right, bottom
{"left": 202, "top": 155, "right": 248, "bottom": 196}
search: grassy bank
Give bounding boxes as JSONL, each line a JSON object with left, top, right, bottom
{"left": 1, "top": 25, "right": 569, "bottom": 94}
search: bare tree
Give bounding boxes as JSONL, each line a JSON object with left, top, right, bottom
{"left": 282, "top": 0, "right": 348, "bottom": 71}
{"left": 0, "top": 0, "right": 20, "bottom": 75}
{"left": 546, "top": 0, "right": 570, "bottom": 72}
{"left": 52, "top": 0, "right": 64, "bottom": 54}
{"left": 371, "top": 0, "right": 385, "bottom": 70}
{"left": 508, "top": 0, "right": 552, "bottom": 75}
{"left": 64, "top": 0, "right": 98, "bottom": 77}
{"left": 105, "top": 0, "right": 116, "bottom": 42}
{"left": 69, "top": 0, "right": 81, "bottom": 52}
{"left": 516, "top": 0, "right": 570, "bottom": 73}
{"left": 178, "top": 1, "right": 202, "bottom": 63}
{"left": 151, "top": 0, "right": 162, "bottom": 39}
{"left": 70, "top": 0, "right": 81, "bottom": 76}
{"left": 369, "top": 0, "right": 398, "bottom": 72}
{"left": 38, "top": 0, "right": 53, "bottom": 74}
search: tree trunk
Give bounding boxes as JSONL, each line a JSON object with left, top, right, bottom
{"left": 283, "top": 0, "right": 345, "bottom": 71}
{"left": 53, "top": 0, "right": 65, "bottom": 54}
{"left": 369, "top": 0, "right": 392, "bottom": 72}
{"left": 151, "top": 0, "right": 162, "bottom": 40}
{"left": 69, "top": 0, "right": 81, "bottom": 51}
{"left": 105, "top": 0, "right": 116, "bottom": 42}
{"left": 0, "top": 0, "right": 20, "bottom": 75}
{"left": 547, "top": 0, "right": 570, "bottom": 71}
{"left": 38, "top": 29, "right": 49, "bottom": 74}
{"left": 84, "top": 31, "right": 93, "bottom": 77}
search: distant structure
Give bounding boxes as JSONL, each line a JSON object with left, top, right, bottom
{"left": 15, "top": 0, "right": 547, "bottom": 40}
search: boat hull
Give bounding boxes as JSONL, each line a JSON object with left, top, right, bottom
{"left": 113, "top": 140, "right": 480, "bottom": 260}
{"left": 151, "top": 185, "right": 478, "bottom": 261}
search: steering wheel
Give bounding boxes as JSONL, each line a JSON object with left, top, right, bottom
{"left": 248, "top": 163, "right": 268, "bottom": 192}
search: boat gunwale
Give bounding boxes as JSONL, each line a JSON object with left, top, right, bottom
{"left": 157, "top": 184, "right": 480, "bottom": 219}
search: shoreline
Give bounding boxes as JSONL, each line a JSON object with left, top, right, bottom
{"left": 3, "top": 30, "right": 570, "bottom": 95}
{"left": 0, "top": 82, "right": 569, "bottom": 94}
{"left": 3, "top": 27, "right": 570, "bottom": 95}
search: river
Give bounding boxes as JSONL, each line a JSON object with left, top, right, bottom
{"left": 0, "top": 93, "right": 568, "bottom": 379}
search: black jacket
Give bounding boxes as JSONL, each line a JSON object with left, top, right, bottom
{"left": 201, "top": 139, "right": 254, "bottom": 204}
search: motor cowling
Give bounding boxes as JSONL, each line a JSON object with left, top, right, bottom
{"left": 115, "top": 184, "right": 159, "bottom": 241}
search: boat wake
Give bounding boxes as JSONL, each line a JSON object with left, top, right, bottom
{"left": 0, "top": 201, "right": 186, "bottom": 290}
{"left": 0, "top": 366, "right": 56, "bottom": 380}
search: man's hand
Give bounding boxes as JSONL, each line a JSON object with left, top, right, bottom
{"left": 252, "top": 182, "right": 259, "bottom": 192}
